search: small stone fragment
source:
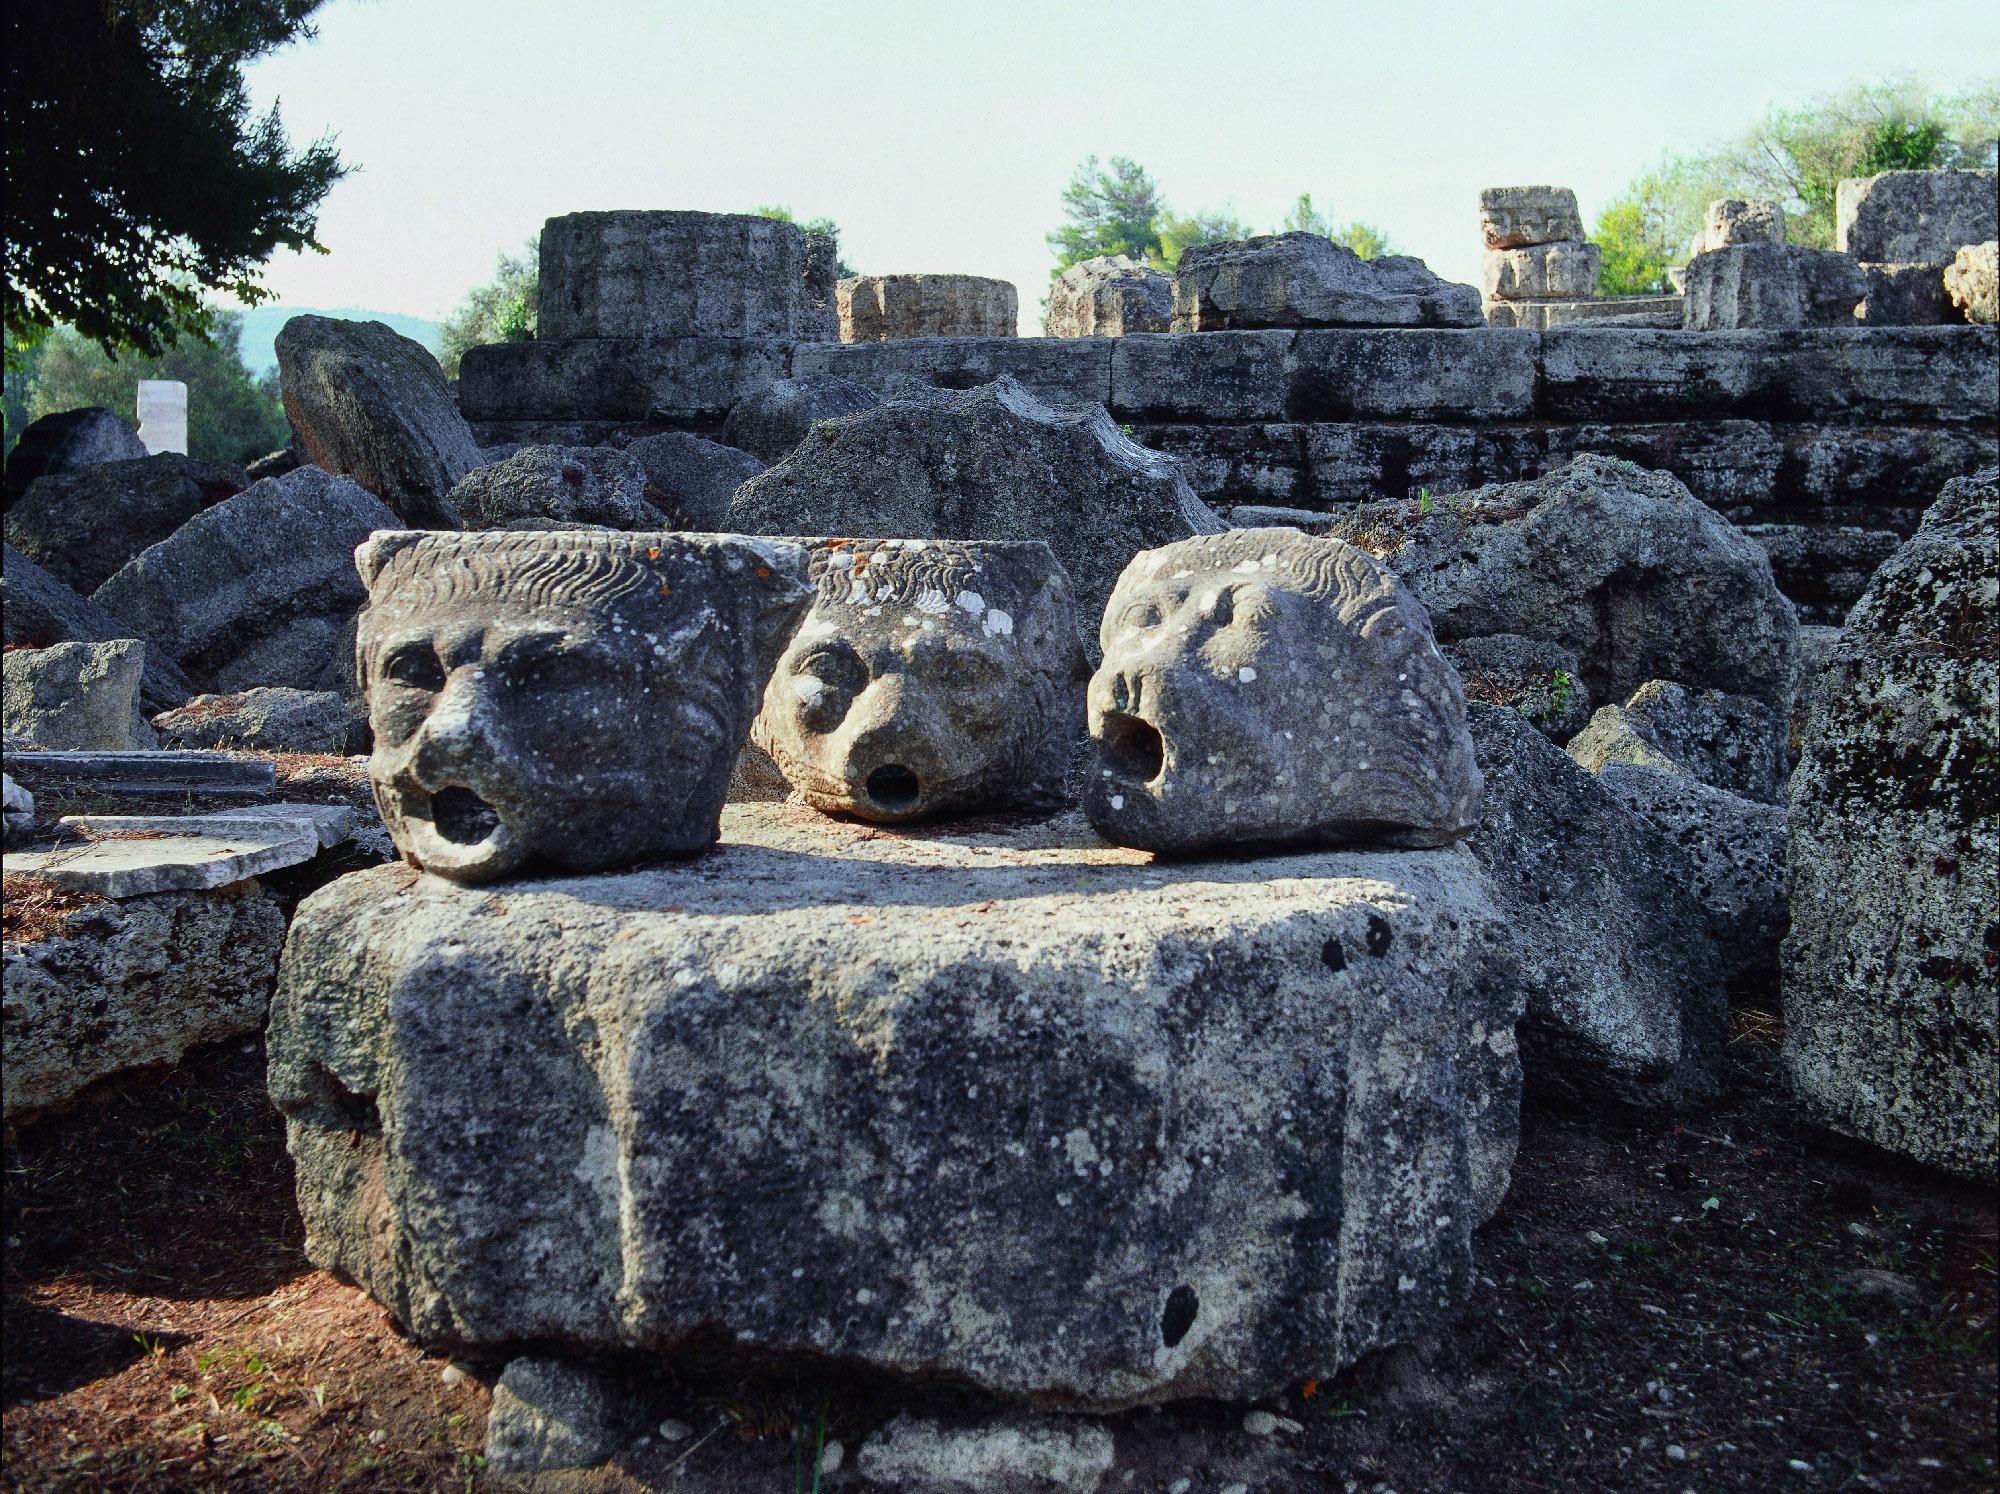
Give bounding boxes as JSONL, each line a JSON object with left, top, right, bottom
{"left": 3, "top": 639, "right": 155, "bottom": 750}
{"left": 857, "top": 1413, "right": 1115, "bottom": 1494}
{"left": 482, "top": 1356, "right": 632, "bottom": 1474}
{"left": 1173, "top": 233, "right": 1481, "bottom": 329}
{"left": 1944, "top": 240, "right": 1998, "bottom": 324}
{"left": 443, "top": 444, "right": 666, "bottom": 530}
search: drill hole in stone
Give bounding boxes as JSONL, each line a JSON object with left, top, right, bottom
{"left": 431, "top": 786, "right": 501, "bottom": 844}
{"left": 1160, "top": 1284, "right": 1199, "bottom": 1347}
{"left": 865, "top": 764, "right": 921, "bottom": 813}
{"left": 1102, "top": 713, "right": 1165, "bottom": 781}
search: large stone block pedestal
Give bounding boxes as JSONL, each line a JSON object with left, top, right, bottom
{"left": 269, "top": 803, "right": 1521, "bottom": 1409}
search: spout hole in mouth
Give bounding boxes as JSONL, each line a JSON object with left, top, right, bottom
{"left": 430, "top": 786, "right": 501, "bottom": 844}
{"left": 1101, "top": 713, "right": 1165, "bottom": 781}
{"left": 865, "top": 764, "right": 921, "bottom": 813}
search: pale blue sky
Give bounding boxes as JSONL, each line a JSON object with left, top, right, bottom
{"left": 238, "top": 0, "right": 1999, "bottom": 330}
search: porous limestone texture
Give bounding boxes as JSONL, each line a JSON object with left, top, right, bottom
{"left": 1693, "top": 198, "right": 1786, "bottom": 253}
{"left": 720, "top": 373, "right": 882, "bottom": 464}
{"left": 2, "top": 750, "right": 275, "bottom": 798}
{"left": 1330, "top": 456, "right": 1798, "bottom": 718}
{"left": 1858, "top": 262, "right": 1956, "bottom": 326}
{"left": 1479, "top": 187, "right": 1583, "bottom": 250}
{"left": 838, "top": 274, "right": 1019, "bottom": 342}
{"left": 269, "top": 802, "right": 1523, "bottom": 1409}
{"left": 3, "top": 774, "right": 33, "bottom": 846}
{"left": 1045, "top": 254, "right": 1174, "bottom": 337}
{"left": 619, "top": 432, "right": 766, "bottom": 530}
{"left": 1, "top": 407, "right": 149, "bottom": 506}
{"left": 1782, "top": 467, "right": 1999, "bottom": 1182}
{"left": 1944, "top": 240, "right": 1998, "bottom": 324}
{"left": 275, "top": 315, "right": 477, "bottom": 529}
{"left": 1084, "top": 530, "right": 1481, "bottom": 854}
{"left": 1835, "top": 170, "right": 1999, "bottom": 265}
{"left": 93, "top": 466, "right": 399, "bottom": 697}
{"left": 3, "top": 639, "right": 155, "bottom": 750}
{"left": 5, "top": 453, "right": 247, "bottom": 594}
{"left": 355, "top": 529, "right": 810, "bottom": 882}
{"left": 3, "top": 881, "right": 285, "bottom": 1122}
{"left": 1593, "top": 761, "right": 1788, "bottom": 991}
{"left": 858, "top": 1413, "right": 1116, "bottom": 1494}
{"left": 1464, "top": 703, "right": 1728, "bottom": 1110}
{"left": 482, "top": 1357, "right": 633, "bottom": 1474}
{"left": 442, "top": 444, "right": 665, "bottom": 531}
{"left": 1682, "top": 245, "right": 1865, "bottom": 330}
{"left": 1741, "top": 523, "right": 1903, "bottom": 626}
{"left": 753, "top": 539, "right": 1085, "bottom": 823}
{"left": 1481, "top": 242, "right": 1600, "bottom": 303}
{"left": 1483, "top": 297, "right": 1683, "bottom": 330}
{"left": 153, "top": 687, "right": 364, "bottom": 755}
{"left": 724, "top": 377, "right": 1224, "bottom": 626}
{"left": 1564, "top": 680, "right": 1788, "bottom": 804}
{"left": 458, "top": 337, "right": 794, "bottom": 425}
{"left": 540, "top": 211, "right": 826, "bottom": 341}
{"left": 1443, "top": 635, "right": 1592, "bottom": 742}
{"left": 1173, "top": 235, "right": 1482, "bottom": 330}
{"left": 2, "top": 544, "right": 194, "bottom": 714}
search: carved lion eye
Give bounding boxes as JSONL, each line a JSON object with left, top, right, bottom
{"left": 1119, "top": 600, "right": 1164, "bottom": 634}
{"left": 793, "top": 642, "right": 867, "bottom": 732}
{"left": 384, "top": 645, "right": 444, "bottom": 691}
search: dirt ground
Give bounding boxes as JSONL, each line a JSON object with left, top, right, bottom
{"left": 3, "top": 1010, "right": 1994, "bottom": 1493}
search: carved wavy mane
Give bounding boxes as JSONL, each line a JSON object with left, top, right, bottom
{"left": 366, "top": 530, "right": 672, "bottom": 610}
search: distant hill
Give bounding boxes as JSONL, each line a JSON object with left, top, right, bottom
{"left": 232, "top": 305, "right": 443, "bottom": 376}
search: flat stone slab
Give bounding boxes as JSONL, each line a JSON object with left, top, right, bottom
{"left": 3, "top": 750, "right": 277, "bottom": 796}
{"left": 7, "top": 818, "right": 320, "bottom": 896}
{"left": 270, "top": 802, "right": 1522, "bottom": 1410}
{"left": 59, "top": 803, "right": 359, "bottom": 850}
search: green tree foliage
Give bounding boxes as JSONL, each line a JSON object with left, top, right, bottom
{"left": 754, "top": 205, "right": 855, "bottom": 278}
{"left": 437, "top": 240, "right": 539, "bottom": 380}
{"left": 1047, "top": 157, "right": 1166, "bottom": 273}
{"left": 4, "top": 0, "right": 347, "bottom": 357}
{"left": 9, "top": 314, "right": 289, "bottom": 465}
{"left": 1589, "top": 77, "right": 2000, "bottom": 287}
{"left": 1150, "top": 209, "right": 1251, "bottom": 272}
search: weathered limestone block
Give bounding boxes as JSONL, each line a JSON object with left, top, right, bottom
{"left": 2, "top": 408, "right": 149, "bottom": 507}
{"left": 1108, "top": 331, "right": 1296, "bottom": 422}
{"left": 1782, "top": 467, "right": 1999, "bottom": 1182}
{"left": 1444, "top": 634, "right": 1592, "bottom": 741}
{"left": 2, "top": 544, "right": 195, "bottom": 715}
{"left": 1594, "top": 762, "right": 1789, "bottom": 991}
{"left": 3, "top": 639, "right": 155, "bottom": 750}
{"left": 1836, "top": 170, "right": 1999, "bottom": 265}
{"left": 5, "top": 453, "right": 248, "bottom": 595}
{"left": 1465, "top": 702, "right": 1728, "bottom": 1110}
{"left": 1173, "top": 235, "right": 1482, "bottom": 330}
{"left": 1944, "top": 240, "right": 1998, "bottom": 324}
{"left": 6, "top": 817, "right": 323, "bottom": 897}
{"left": 539, "top": 211, "right": 822, "bottom": 340}
{"left": 442, "top": 445, "right": 665, "bottom": 530}
{"left": 1682, "top": 245, "right": 1865, "bottom": 330}
{"left": 355, "top": 529, "right": 810, "bottom": 881}
{"left": 458, "top": 337, "right": 793, "bottom": 425}
{"left": 94, "top": 466, "right": 398, "bottom": 697}
{"left": 754, "top": 540, "right": 1085, "bottom": 823}
{"left": 1085, "top": 530, "right": 1481, "bottom": 854}
{"left": 793, "top": 336, "right": 1115, "bottom": 408}
{"left": 1858, "top": 262, "right": 1957, "bottom": 325}
{"left": 1693, "top": 198, "right": 1786, "bottom": 253}
{"left": 1289, "top": 329, "right": 1539, "bottom": 422}
{"left": 725, "top": 377, "right": 1223, "bottom": 624}
{"left": 1564, "top": 680, "right": 1788, "bottom": 804}
{"left": 153, "top": 687, "right": 364, "bottom": 755}
{"left": 483, "top": 1358, "right": 634, "bottom": 1474}
{"left": 1330, "top": 456, "right": 1798, "bottom": 717}
{"left": 1045, "top": 254, "right": 1173, "bottom": 337}
{"left": 720, "top": 373, "right": 882, "bottom": 463}
{"left": 1481, "top": 241, "right": 1600, "bottom": 302}
{"left": 3, "top": 881, "right": 286, "bottom": 1122}
{"left": 268, "top": 802, "right": 1522, "bottom": 1407}
{"left": 839, "top": 274, "right": 1019, "bottom": 341}
{"left": 620, "top": 431, "right": 766, "bottom": 529}
{"left": 1479, "top": 186, "right": 1583, "bottom": 250}
{"left": 1484, "top": 296, "right": 1681, "bottom": 330}
{"left": 858, "top": 1414, "right": 1116, "bottom": 1494}
{"left": 1538, "top": 326, "right": 1998, "bottom": 425}
{"left": 276, "top": 315, "right": 477, "bottom": 529}
{"left": 1741, "top": 524, "right": 1903, "bottom": 625}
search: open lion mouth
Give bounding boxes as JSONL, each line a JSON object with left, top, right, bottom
{"left": 430, "top": 785, "right": 502, "bottom": 844}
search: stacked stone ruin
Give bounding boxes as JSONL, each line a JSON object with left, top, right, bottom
{"left": 4, "top": 183, "right": 1996, "bottom": 1481}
